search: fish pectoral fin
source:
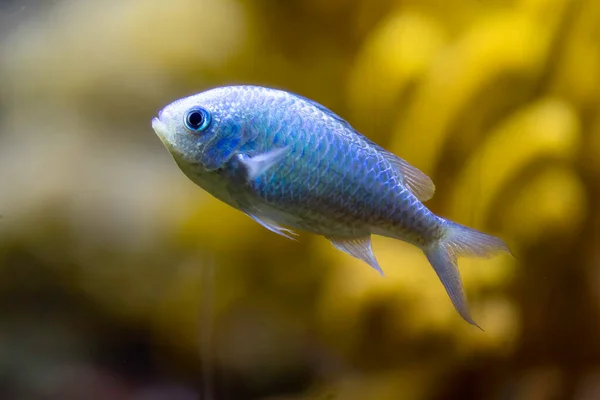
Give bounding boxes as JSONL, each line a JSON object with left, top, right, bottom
{"left": 326, "top": 235, "right": 384, "bottom": 276}
{"left": 248, "top": 213, "right": 298, "bottom": 241}
{"left": 380, "top": 151, "right": 435, "bottom": 202}
{"left": 238, "top": 146, "right": 291, "bottom": 181}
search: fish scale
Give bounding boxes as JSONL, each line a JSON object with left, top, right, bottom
{"left": 152, "top": 85, "right": 511, "bottom": 327}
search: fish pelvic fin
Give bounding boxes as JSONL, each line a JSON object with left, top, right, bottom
{"left": 424, "top": 221, "right": 511, "bottom": 329}
{"left": 248, "top": 213, "right": 298, "bottom": 241}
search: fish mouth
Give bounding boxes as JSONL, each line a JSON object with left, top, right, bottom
{"left": 151, "top": 116, "right": 165, "bottom": 134}
{"left": 151, "top": 116, "right": 172, "bottom": 147}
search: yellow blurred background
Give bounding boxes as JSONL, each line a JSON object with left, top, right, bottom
{"left": 0, "top": 0, "right": 598, "bottom": 399}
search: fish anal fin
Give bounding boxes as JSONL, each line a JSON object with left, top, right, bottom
{"left": 326, "top": 235, "right": 384, "bottom": 276}
{"left": 381, "top": 152, "right": 435, "bottom": 202}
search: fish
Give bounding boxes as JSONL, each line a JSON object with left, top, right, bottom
{"left": 151, "top": 85, "right": 511, "bottom": 328}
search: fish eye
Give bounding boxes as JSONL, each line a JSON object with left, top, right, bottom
{"left": 184, "top": 107, "right": 211, "bottom": 132}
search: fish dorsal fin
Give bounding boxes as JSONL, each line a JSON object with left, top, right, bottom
{"left": 380, "top": 151, "right": 435, "bottom": 202}
{"left": 287, "top": 89, "right": 436, "bottom": 201}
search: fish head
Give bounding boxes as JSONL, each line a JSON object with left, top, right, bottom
{"left": 152, "top": 87, "right": 249, "bottom": 172}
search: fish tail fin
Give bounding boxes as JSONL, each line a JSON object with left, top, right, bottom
{"left": 423, "top": 220, "right": 511, "bottom": 329}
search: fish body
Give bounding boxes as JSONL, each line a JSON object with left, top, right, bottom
{"left": 152, "top": 85, "right": 510, "bottom": 327}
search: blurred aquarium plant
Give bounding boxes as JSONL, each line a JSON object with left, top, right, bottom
{"left": 0, "top": 0, "right": 598, "bottom": 399}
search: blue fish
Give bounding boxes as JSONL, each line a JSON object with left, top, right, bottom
{"left": 152, "top": 85, "right": 511, "bottom": 328}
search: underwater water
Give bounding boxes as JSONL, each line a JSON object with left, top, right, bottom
{"left": 0, "top": 0, "right": 599, "bottom": 399}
